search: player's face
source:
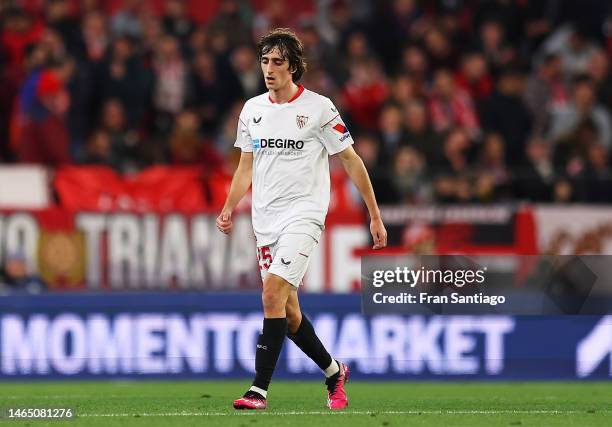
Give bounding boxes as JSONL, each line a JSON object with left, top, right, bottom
{"left": 260, "top": 47, "right": 294, "bottom": 91}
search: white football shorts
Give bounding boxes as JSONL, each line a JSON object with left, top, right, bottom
{"left": 256, "top": 233, "right": 318, "bottom": 287}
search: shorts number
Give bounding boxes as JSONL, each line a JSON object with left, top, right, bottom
{"left": 257, "top": 246, "right": 272, "bottom": 271}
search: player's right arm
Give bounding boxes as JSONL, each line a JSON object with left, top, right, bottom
{"left": 218, "top": 106, "right": 254, "bottom": 234}
{"left": 216, "top": 151, "right": 253, "bottom": 234}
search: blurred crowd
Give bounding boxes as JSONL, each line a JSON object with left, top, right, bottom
{"left": 3, "top": 0, "right": 612, "bottom": 204}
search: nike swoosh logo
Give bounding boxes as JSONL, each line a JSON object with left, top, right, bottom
{"left": 253, "top": 116, "right": 262, "bottom": 123}
{"left": 281, "top": 258, "right": 291, "bottom": 265}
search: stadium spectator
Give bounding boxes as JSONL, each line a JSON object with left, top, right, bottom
{"left": 433, "top": 174, "right": 458, "bottom": 203}
{"left": 252, "top": 0, "right": 309, "bottom": 42}
{"left": 140, "top": 13, "right": 164, "bottom": 63}
{"left": 77, "top": 11, "right": 110, "bottom": 63}
{"left": 169, "top": 109, "right": 224, "bottom": 170}
{"left": 428, "top": 69, "right": 480, "bottom": 138}
{"left": 300, "top": 24, "right": 346, "bottom": 85}
{"left": 377, "top": 103, "right": 405, "bottom": 152}
{"left": 515, "top": 137, "right": 555, "bottom": 202}
{"left": 1, "top": 7, "right": 44, "bottom": 70}
{"left": 343, "top": 31, "right": 372, "bottom": 68}
{"left": 399, "top": 44, "right": 428, "bottom": 82}
{"left": 169, "top": 109, "right": 201, "bottom": 163}
{"left": 388, "top": 74, "right": 421, "bottom": 107}
{"left": 391, "top": 145, "right": 429, "bottom": 204}
{"left": 587, "top": 50, "right": 612, "bottom": 112}
{"left": 83, "top": 128, "right": 113, "bottom": 166}
{"left": 423, "top": 27, "right": 457, "bottom": 72}
{"left": 548, "top": 75, "right": 612, "bottom": 149}
{"left": 45, "top": 0, "right": 80, "bottom": 53}
{"left": 40, "top": 28, "right": 68, "bottom": 63}
{"left": 436, "top": 127, "right": 473, "bottom": 178}
{"left": 98, "top": 98, "right": 141, "bottom": 173}
{"left": 111, "top": 0, "right": 145, "bottom": 38}
{"left": 16, "top": 57, "right": 74, "bottom": 166}
{"left": 341, "top": 57, "right": 389, "bottom": 130}
{"left": 354, "top": 132, "right": 385, "bottom": 173}
{"left": 187, "top": 25, "right": 207, "bottom": 54}
{"left": 480, "top": 68, "right": 532, "bottom": 166}
{"left": 576, "top": 143, "right": 612, "bottom": 203}
{"left": 231, "top": 44, "right": 265, "bottom": 99}
{"left": 477, "top": 18, "right": 516, "bottom": 74}
{"left": 555, "top": 118, "right": 600, "bottom": 175}
{"left": 474, "top": 172, "right": 497, "bottom": 202}
{"left": 0, "top": 251, "right": 47, "bottom": 295}
{"left": 542, "top": 24, "right": 599, "bottom": 80}
{"left": 299, "top": 65, "right": 337, "bottom": 101}
{"left": 472, "top": 0, "right": 525, "bottom": 46}
{"left": 403, "top": 100, "right": 441, "bottom": 163}
{"left": 523, "top": 53, "right": 567, "bottom": 136}
{"left": 152, "top": 34, "right": 188, "bottom": 134}
{"left": 188, "top": 49, "right": 242, "bottom": 134}
{"left": 101, "top": 35, "right": 152, "bottom": 128}
{"left": 162, "top": 0, "right": 194, "bottom": 46}
{"left": 553, "top": 177, "right": 575, "bottom": 203}
{"left": 1, "top": 8, "right": 45, "bottom": 161}
{"left": 476, "top": 133, "right": 511, "bottom": 200}
{"left": 65, "top": 56, "right": 96, "bottom": 161}
{"left": 370, "top": 0, "right": 424, "bottom": 72}
{"left": 315, "top": 0, "right": 354, "bottom": 48}
{"left": 454, "top": 51, "right": 493, "bottom": 102}
{"left": 520, "top": 1, "right": 556, "bottom": 57}
{"left": 207, "top": 0, "right": 253, "bottom": 50}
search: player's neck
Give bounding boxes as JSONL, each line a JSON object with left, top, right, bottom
{"left": 269, "top": 82, "right": 301, "bottom": 104}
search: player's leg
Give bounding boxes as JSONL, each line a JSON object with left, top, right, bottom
{"left": 285, "top": 290, "right": 349, "bottom": 409}
{"left": 234, "top": 272, "right": 292, "bottom": 410}
{"left": 253, "top": 273, "right": 293, "bottom": 391}
{"left": 286, "top": 291, "right": 338, "bottom": 375}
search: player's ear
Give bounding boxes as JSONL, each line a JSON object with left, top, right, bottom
{"left": 288, "top": 65, "right": 296, "bottom": 75}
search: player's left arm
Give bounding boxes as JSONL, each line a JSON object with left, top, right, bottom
{"left": 337, "top": 146, "right": 388, "bottom": 249}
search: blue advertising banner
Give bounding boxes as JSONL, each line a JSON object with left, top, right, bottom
{"left": 0, "top": 293, "right": 610, "bottom": 380}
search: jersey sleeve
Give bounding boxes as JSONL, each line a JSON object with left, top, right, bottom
{"left": 319, "top": 97, "right": 354, "bottom": 155}
{"left": 234, "top": 106, "right": 252, "bottom": 152}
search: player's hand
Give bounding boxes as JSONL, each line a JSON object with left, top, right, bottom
{"left": 216, "top": 210, "right": 233, "bottom": 234}
{"left": 370, "top": 217, "right": 387, "bottom": 250}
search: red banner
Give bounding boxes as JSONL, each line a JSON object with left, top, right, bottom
{"left": 54, "top": 166, "right": 209, "bottom": 212}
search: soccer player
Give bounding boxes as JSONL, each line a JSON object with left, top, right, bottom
{"left": 216, "top": 28, "right": 387, "bottom": 410}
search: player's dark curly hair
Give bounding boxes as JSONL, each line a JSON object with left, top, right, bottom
{"left": 257, "top": 28, "right": 307, "bottom": 82}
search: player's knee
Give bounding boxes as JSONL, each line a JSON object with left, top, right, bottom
{"left": 261, "top": 292, "right": 277, "bottom": 312}
{"left": 261, "top": 286, "right": 285, "bottom": 314}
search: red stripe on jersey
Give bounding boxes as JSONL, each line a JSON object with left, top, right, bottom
{"left": 321, "top": 114, "right": 340, "bottom": 128}
{"left": 268, "top": 84, "right": 304, "bottom": 104}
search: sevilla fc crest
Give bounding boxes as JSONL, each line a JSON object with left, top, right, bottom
{"left": 296, "top": 115, "right": 309, "bottom": 129}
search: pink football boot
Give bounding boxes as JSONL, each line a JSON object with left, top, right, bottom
{"left": 233, "top": 391, "right": 267, "bottom": 410}
{"left": 326, "top": 361, "right": 349, "bottom": 410}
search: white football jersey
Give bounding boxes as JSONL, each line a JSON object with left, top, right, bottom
{"left": 234, "top": 85, "right": 354, "bottom": 246}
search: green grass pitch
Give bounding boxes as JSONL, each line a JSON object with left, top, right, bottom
{"left": 1, "top": 381, "right": 611, "bottom": 426}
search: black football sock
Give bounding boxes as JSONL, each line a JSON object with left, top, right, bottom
{"left": 287, "top": 313, "right": 335, "bottom": 374}
{"left": 252, "top": 317, "right": 288, "bottom": 392}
